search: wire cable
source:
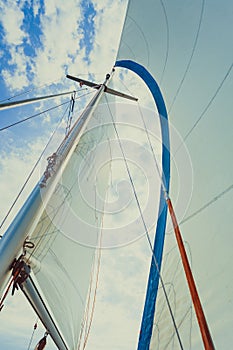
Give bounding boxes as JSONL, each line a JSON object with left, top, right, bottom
{"left": 0, "top": 101, "right": 70, "bottom": 132}
{"left": 0, "top": 90, "right": 94, "bottom": 132}
{"left": 0, "top": 77, "right": 67, "bottom": 103}
{"left": 168, "top": 0, "right": 205, "bottom": 113}
{"left": 27, "top": 319, "right": 38, "bottom": 350}
{"left": 0, "top": 104, "right": 70, "bottom": 231}
{"left": 105, "top": 95, "right": 184, "bottom": 350}
{"left": 180, "top": 182, "right": 233, "bottom": 225}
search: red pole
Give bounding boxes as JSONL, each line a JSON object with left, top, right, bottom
{"left": 166, "top": 198, "right": 215, "bottom": 350}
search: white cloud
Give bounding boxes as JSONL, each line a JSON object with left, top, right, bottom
{"left": 0, "top": 131, "right": 54, "bottom": 228}
{"left": 32, "top": 0, "right": 41, "bottom": 17}
{"left": 2, "top": 45, "right": 32, "bottom": 89}
{"left": 0, "top": 0, "right": 32, "bottom": 89}
{"left": 33, "top": 0, "right": 84, "bottom": 86}
{"left": 89, "top": 0, "right": 128, "bottom": 76}
{"left": 0, "top": 1, "right": 26, "bottom": 45}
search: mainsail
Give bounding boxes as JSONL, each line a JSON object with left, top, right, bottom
{"left": 0, "top": 0, "right": 232, "bottom": 349}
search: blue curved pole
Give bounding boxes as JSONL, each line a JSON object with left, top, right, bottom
{"left": 115, "top": 60, "right": 170, "bottom": 350}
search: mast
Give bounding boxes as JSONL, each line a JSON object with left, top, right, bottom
{"left": 0, "top": 71, "right": 114, "bottom": 348}
{"left": 22, "top": 276, "right": 69, "bottom": 350}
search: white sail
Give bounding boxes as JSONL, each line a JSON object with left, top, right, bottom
{"left": 116, "top": 0, "right": 233, "bottom": 349}
{"left": 0, "top": 1, "right": 232, "bottom": 349}
{"left": 30, "top": 99, "right": 115, "bottom": 349}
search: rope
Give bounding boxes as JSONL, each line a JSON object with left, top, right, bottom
{"left": 82, "top": 219, "right": 103, "bottom": 349}
{"left": 137, "top": 102, "right": 216, "bottom": 348}
{"left": 0, "top": 77, "right": 66, "bottom": 103}
{"left": 65, "top": 92, "right": 76, "bottom": 136}
{"left": 0, "top": 100, "right": 70, "bottom": 132}
{"left": 0, "top": 255, "right": 30, "bottom": 310}
{"left": 180, "top": 182, "right": 233, "bottom": 225}
{"left": 0, "top": 103, "right": 70, "bottom": 231}
{"left": 0, "top": 90, "right": 94, "bottom": 132}
{"left": 27, "top": 319, "right": 38, "bottom": 350}
{"left": 105, "top": 96, "right": 184, "bottom": 350}
{"left": 0, "top": 276, "right": 15, "bottom": 311}
{"left": 77, "top": 181, "right": 106, "bottom": 350}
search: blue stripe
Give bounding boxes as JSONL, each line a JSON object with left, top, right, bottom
{"left": 115, "top": 60, "right": 170, "bottom": 350}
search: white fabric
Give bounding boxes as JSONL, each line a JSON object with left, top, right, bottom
{"left": 117, "top": 0, "right": 233, "bottom": 348}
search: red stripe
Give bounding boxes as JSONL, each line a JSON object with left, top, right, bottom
{"left": 167, "top": 198, "right": 215, "bottom": 350}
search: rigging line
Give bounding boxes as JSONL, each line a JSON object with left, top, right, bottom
{"left": 0, "top": 101, "right": 69, "bottom": 131}
{"left": 165, "top": 306, "right": 193, "bottom": 349}
{"left": 82, "top": 240, "right": 101, "bottom": 349}
{"left": 174, "top": 61, "right": 233, "bottom": 155}
{"left": 155, "top": 244, "right": 192, "bottom": 324}
{"left": 81, "top": 192, "right": 99, "bottom": 338}
{"left": 65, "top": 92, "right": 76, "bottom": 136}
{"left": 168, "top": 0, "right": 205, "bottom": 113}
{"left": 137, "top": 102, "right": 215, "bottom": 350}
{"left": 180, "top": 182, "right": 233, "bottom": 225}
{"left": 27, "top": 318, "right": 39, "bottom": 350}
{"left": 105, "top": 96, "right": 184, "bottom": 350}
{"left": 0, "top": 76, "right": 67, "bottom": 103}
{"left": 0, "top": 104, "right": 70, "bottom": 231}
{"left": 137, "top": 101, "right": 197, "bottom": 349}
{"left": 22, "top": 276, "right": 69, "bottom": 350}
{"left": 82, "top": 179, "right": 110, "bottom": 348}
{"left": 159, "top": 0, "right": 170, "bottom": 84}
{"left": 0, "top": 90, "right": 94, "bottom": 132}
{"left": 25, "top": 138, "right": 93, "bottom": 261}
{"left": 25, "top": 188, "right": 71, "bottom": 261}
{"left": 81, "top": 208, "right": 104, "bottom": 350}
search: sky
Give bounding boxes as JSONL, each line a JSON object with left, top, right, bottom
{"left": 0, "top": 0, "right": 233, "bottom": 350}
